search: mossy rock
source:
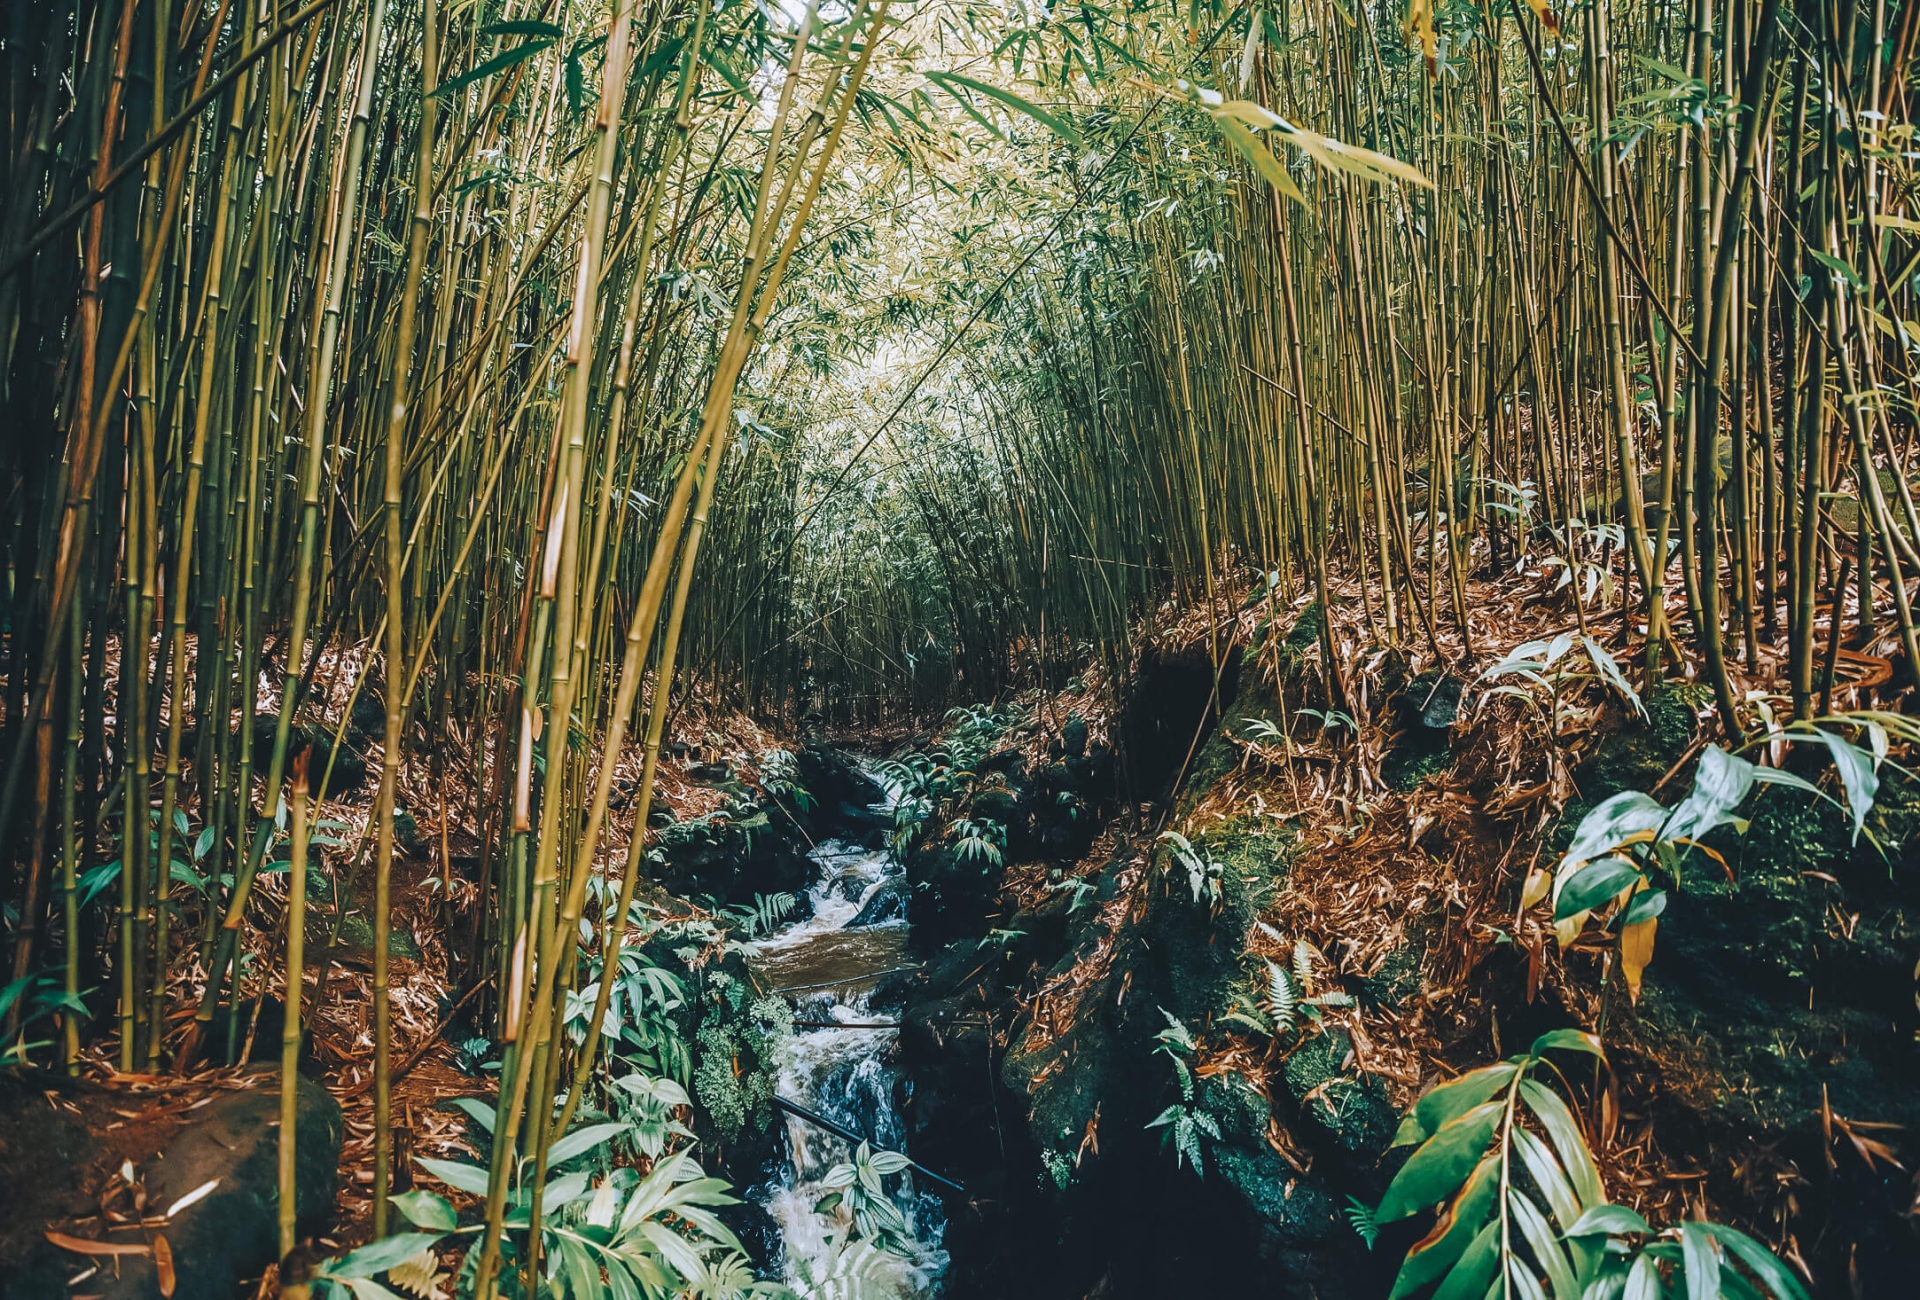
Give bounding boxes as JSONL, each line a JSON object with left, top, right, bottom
{"left": 1383, "top": 742, "right": 1452, "bottom": 791}
{"left": 1281, "top": 1029, "right": 1396, "bottom": 1155}
{"left": 1284, "top": 599, "right": 1324, "bottom": 654}
{"left": 325, "top": 910, "right": 421, "bottom": 960}
{"left": 1363, "top": 943, "right": 1425, "bottom": 1009}
{"left": 1618, "top": 769, "right": 1920, "bottom": 1144}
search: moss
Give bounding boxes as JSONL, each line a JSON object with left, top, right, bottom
{"left": 1382, "top": 744, "right": 1451, "bottom": 791}
{"left": 1284, "top": 600, "right": 1324, "bottom": 653}
{"left": 1363, "top": 943, "right": 1424, "bottom": 1009}
{"left": 329, "top": 911, "right": 420, "bottom": 959}
{"left": 1281, "top": 1029, "right": 1396, "bottom": 1155}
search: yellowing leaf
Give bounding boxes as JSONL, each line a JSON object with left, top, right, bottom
{"left": 1213, "top": 115, "right": 1306, "bottom": 204}
{"left": 1520, "top": 868, "right": 1551, "bottom": 910}
{"left": 1553, "top": 909, "right": 1588, "bottom": 950}
{"left": 1620, "top": 916, "right": 1657, "bottom": 1002}
{"left": 1404, "top": 0, "right": 1437, "bottom": 76}
{"left": 1520, "top": 0, "right": 1561, "bottom": 31}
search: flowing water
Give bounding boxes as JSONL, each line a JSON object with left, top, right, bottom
{"left": 748, "top": 838, "right": 950, "bottom": 1297}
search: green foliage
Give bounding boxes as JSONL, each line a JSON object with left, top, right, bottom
{"left": 947, "top": 816, "right": 1006, "bottom": 867}
{"left": 691, "top": 972, "right": 792, "bottom": 1142}
{"left": 1376, "top": 1030, "right": 1807, "bottom": 1300}
{"left": 816, "top": 1140, "right": 917, "bottom": 1253}
{"left": 1534, "top": 737, "right": 1877, "bottom": 997}
{"left": 760, "top": 748, "right": 817, "bottom": 812}
{"left": 1145, "top": 1009, "right": 1222, "bottom": 1175}
{"left": 724, "top": 891, "right": 800, "bottom": 940}
{"left": 326, "top": 1112, "right": 752, "bottom": 1300}
{"left": 1158, "top": 830, "right": 1224, "bottom": 906}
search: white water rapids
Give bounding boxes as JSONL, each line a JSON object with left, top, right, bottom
{"left": 747, "top": 838, "right": 949, "bottom": 1297}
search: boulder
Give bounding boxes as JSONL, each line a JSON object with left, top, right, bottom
{"left": 848, "top": 878, "right": 908, "bottom": 927}
{"left": 4, "top": 1072, "right": 342, "bottom": 1300}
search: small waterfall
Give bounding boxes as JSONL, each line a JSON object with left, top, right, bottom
{"left": 749, "top": 839, "right": 949, "bottom": 1298}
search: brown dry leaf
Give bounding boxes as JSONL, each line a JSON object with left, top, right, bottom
{"left": 44, "top": 1231, "right": 150, "bottom": 1257}
{"left": 154, "top": 1234, "right": 176, "bottom": 1297}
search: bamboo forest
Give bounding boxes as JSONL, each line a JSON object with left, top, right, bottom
{"left": 5, "top": 0, "right": 1920, "bottom": 1295}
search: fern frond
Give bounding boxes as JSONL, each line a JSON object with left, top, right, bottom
{"left": 1265, "top": 961, "right": 1298, "bottom": 1032}
{"left": 386, "top": 1247, "right": 447, "bottom": 1300}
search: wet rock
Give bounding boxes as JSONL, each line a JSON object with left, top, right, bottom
{"left": 848, "top": 878, "right": 908, "bottom": 927}
{"left": 826, "top": 867, "right": 872, "bottom": 902}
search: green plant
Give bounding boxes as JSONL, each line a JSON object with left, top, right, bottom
{"left": 1478, "top": 633, "right": 1647, "bottom": 774}
{"left": 1529, "top": 739, "right": 1871, "bottom": 998}
{"left": 1344, "top": 1195, "right": 1379, "bottom": 1250}
{"left": 1145, "top": 1009, "right": 1221, "bottom": 1175}
{"left": 947, "top": 816, "right": 1005, "bottom": 867}
{"left": 816, "top": 1140, "right": 916, "bottom": 1253}
{"left": 609, "top": 1072, "right": 697, "bottom": 1161}
{"left": 759, "top": 749, "right": 817, "bottom": 812}
{"left": 724, "top": 891, "right": 799, "bottom": 941}
{"left": 1158, "top": 831, "right": 1224, "bottom": 906}
{"left": 1376, "top": 1030, "right": 1806, "bottom": 1300}
{"left": 334, "top": 1103, "right": 755, "bottom": 1300}
{"left": 690, "top": 972, "right": 791, "bottom": 1141}
{"left": 0, "top": 969, "right": 89, "bottom": 1062}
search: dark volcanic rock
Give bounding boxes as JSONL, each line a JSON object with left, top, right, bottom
{"left": 1, "top": 1071, "right": 341, "bottom": 1300}
{"left": 848, "top": 878, "right": 909, "bottom": 927}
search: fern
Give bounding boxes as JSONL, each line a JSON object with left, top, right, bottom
{"left": 1265, "top": 961, "right": 1298, "bottom": 1033}
{"left": 1343, "top": 1195, "right": 1378, "bottom": 1251}
{"left": 1291, "top": 939, "right": 1317, "bottom": 994}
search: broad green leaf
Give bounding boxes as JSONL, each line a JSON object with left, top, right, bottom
{"left": 1621, "top": 888, "right": 1667, "bottom": 926}
{"left": 1681, "top": 1221, "right": 1720, "bottom": 1299}
{"left": 1512, "top": 1128, "right": 1580, "bottom": 1231}
{"left": 1555, "top": 857, "right": 1644, "bottom": 920}
{"left": 389, "top": 1190, "right": 457, "bottom": 1231}
{"left": 1519, "top": 1080, "right": 1606, "bottom": 1208}
{"left": 868, "top": 1150, "right": 913, "bottom": 1175}
{"left": 1376, "top": 1100, "right": 1503, "bottom": 1223}
{"left": 1700, "top": 1223, "right": 1812, "bottom": 1300}
{"left": 1665, "top": 746, "right": 1755, "bottom": 842}
{"left": 1430, "top": 1219, "right": 1501, "bottom": 1300}
{"left": 417, "top": 1157, "right": 492, "bottom": 1197}
{"left": 547, "top": 1120, "right": 629, "bottom": 1167}
{"left": 1389, "top": 1155, "right": 1498, "bottom": 1299}
{"left": 1396, "top": 1063, "right": 1518, "bottom": 1147}
{"left": 1512, "top": 1188, "right": 1579, "bottom": 1300}
{"left": 1560, "top": 792, "right": 1666, "bottom": 873}
{"left": 326, "top": 1232, "right": 446, "bottom": 1279}
{"left": 1624, "top": 1252, "right": 1663, "bottom": 1300}
{"left": 443, "top": 1096, "right": 497, "bottom": 1133}
{"left": 1804, "top": 728, "right": 1879, "bottom": 843}
{"left": 1566, "top": 1204, "right": 1652, "bottom": 1237}
{"left": 1528, "top": 1029, "right": 1605, "bottom": 1061}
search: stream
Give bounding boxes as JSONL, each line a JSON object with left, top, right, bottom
{"left": 747, "top": 836, "right": 950, "bottom": 1297}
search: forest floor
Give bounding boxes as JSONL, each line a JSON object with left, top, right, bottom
{"left": 12, "top": 546, "right": 1919, "bottom": 1299}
